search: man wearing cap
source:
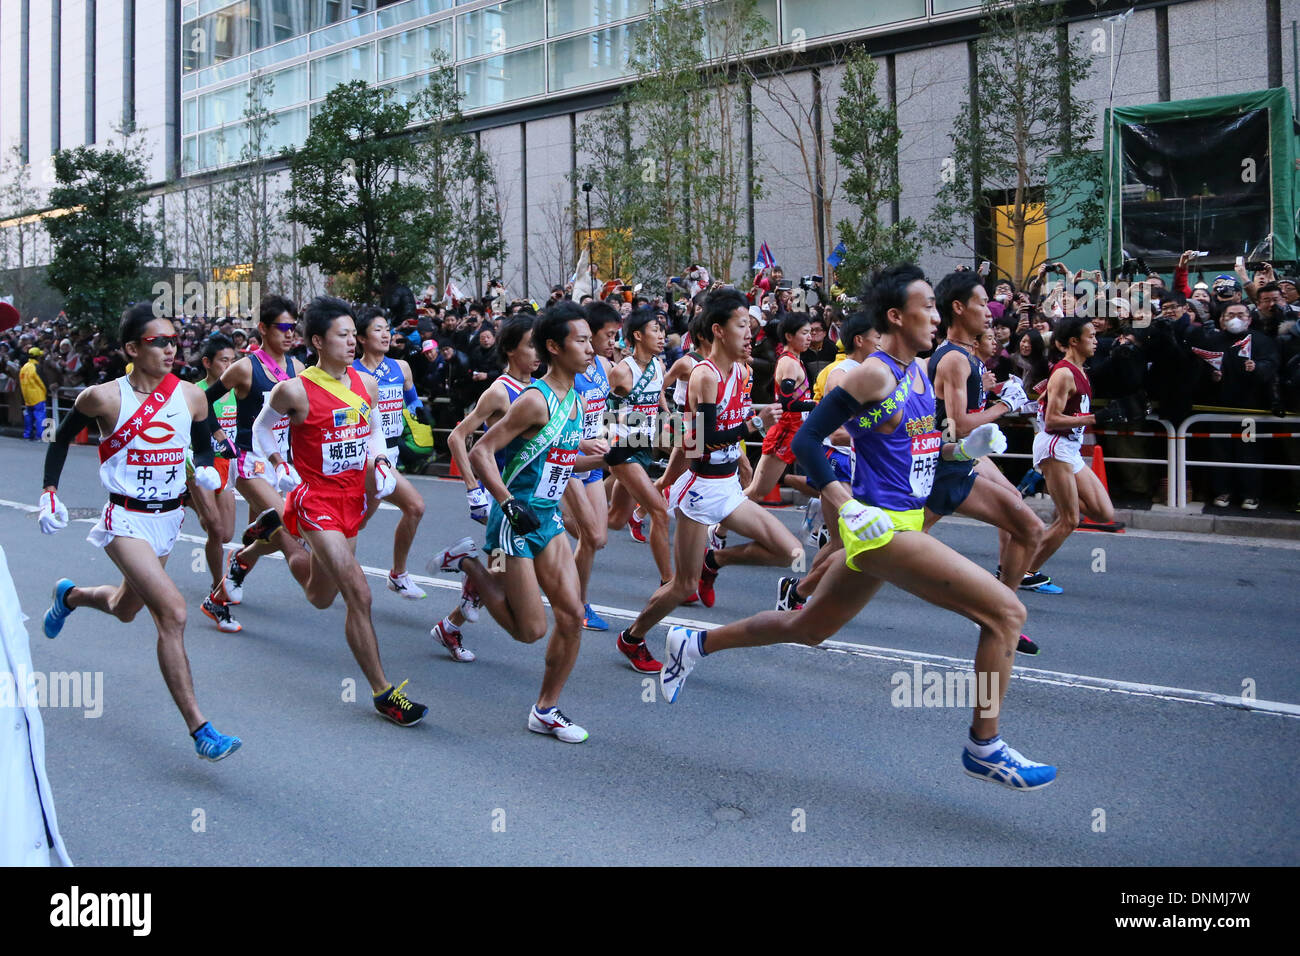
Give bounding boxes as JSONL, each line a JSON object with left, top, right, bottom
{"left": 19, "top": 347, "right": 48, "bottom": 440}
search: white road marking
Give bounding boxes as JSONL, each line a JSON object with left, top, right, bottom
{"left": 5, "top": 496, "right": 1296, "bottom": 719}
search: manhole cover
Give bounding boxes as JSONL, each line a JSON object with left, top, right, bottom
{"left": 712, "top": 805, "right": 747, "bottom": 823}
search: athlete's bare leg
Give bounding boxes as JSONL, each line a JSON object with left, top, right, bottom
{"left": 789, "top": 500, "right": 844, "bottom": 600}
{"left": 67, "top": 540, "right": 207, "bottom": 732}
{"left": 567, "top": 478, "right": 608, "bottom": 604}
{"left": 701, "top": 530, "right": 1024, "bottom": 739}
{"left": 532, "top": 533, "right": 586, "bottom": 709}
{"left": 743, "top": 453, "right": 786, "bottom": 502}
{"left": 191, "top": 484, "right": 236, "bottom": 590}
{"left": 1030, "top": 460, "right": 1113, "bottom": 571}
{"left": 297, "top": 526, "right": 391, "bottom": 695}
{"left": 712, "top": 499, "right": 801, "bottom": 570}
{"left": 608, "top": 461, "right": 672, "bottom": 581}
{"left": 782, "top": 474, "right": 817, "bottom": 498}
{"left": 361, "top": 471, "right": 425, "bottom": 576}
{"left": 626, "top": 517, "right": 710, "bottom": 640}
{"left": 232, "top": 476, "right": 286, "bottom": 568}
{"left": 956, "top": 460, "right": 1043, "bottom": 589}
{"left": 459, "top": 554, "right": 542, "bottom": 642}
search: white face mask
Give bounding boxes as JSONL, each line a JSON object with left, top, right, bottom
{"left": 995, "top": 294, "right": 1010, "bottom": 303}
{"left": 1223, "top": 317, "right": 1248, "bottom": 334}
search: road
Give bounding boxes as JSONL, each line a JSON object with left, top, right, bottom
{"left": 2, "top": 436, "right": 1297, "bottom": 865}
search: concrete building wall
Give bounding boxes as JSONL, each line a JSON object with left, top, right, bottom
{"left": 481, "top": 123, "right": 526, "bottom": 300}
{"left": 523, "top": 114, "right": 573, "bottom": 295}
{"left": 0, "top": 1, "right": 25, "bottom": 163}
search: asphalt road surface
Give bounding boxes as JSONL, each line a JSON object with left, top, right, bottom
{"left": 3, "top": 436, "right": 1296, "bottom": 866}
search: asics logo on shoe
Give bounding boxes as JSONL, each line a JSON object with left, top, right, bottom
{"left": 663, "top": 644, "right": 687, "bottom": 683}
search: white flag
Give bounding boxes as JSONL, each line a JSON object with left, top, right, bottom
{"left": 570, "top": 246, "right": 592, "bottom": 301}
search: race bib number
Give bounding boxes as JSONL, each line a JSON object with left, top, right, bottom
{"left": 909, "top": 431, "right": 941, "bottom": 498}
{"left": 582, "top": 395, "right": 606, "bottom": 439}
{"left": 377, "top": 386, "right": 404, "bottom": 440}
{"left": 322, "top": 420, "right": 369, "bottom": 475}
{"left": 534, "top": 446, "right": 578, "bottom": 502}
{"left": 127, "top": 447, "right": 186, "bottom": 500}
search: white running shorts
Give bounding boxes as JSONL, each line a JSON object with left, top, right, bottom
{"left": 87, "top": 501, "right": 186, "bottom": 558}
{"left": 1032, "top": 432, "right": 1086, "bottom": 475}
{"left": 669, "top": 470, "right": 746, "bottom": 526}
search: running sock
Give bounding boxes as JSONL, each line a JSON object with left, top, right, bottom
{"left": 697, "top": 630, "right": 709, "bottom": 656}
{"left": 703, "top": 550, "right": 720, "bottom": 572}
{"left": 442, "top": 616, "right": 460, "bottom": 634}
{"left": 966, "top": 729, "right": 1002, "bottom": 758}
{"left": 373, "top": 685, "right": 394, "bottom": 700}
{"left": 191, "top": 721, "right": 211, "bottom": 739}
{"left": 621, "top": 628, "right": 644, "bottom": 646}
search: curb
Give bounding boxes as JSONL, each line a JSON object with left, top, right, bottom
{"left": 1021, "top": 498, "right": 1300, "bottom": 541}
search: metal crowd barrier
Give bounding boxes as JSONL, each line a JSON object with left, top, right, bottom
{"left": 1175, "top": 415, "right": 1300, "bottom": 508}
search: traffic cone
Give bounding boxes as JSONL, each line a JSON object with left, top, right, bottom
{"left": 74, "top": 426, "right": 89, "bottom": 445}
{"left": 1080, "top": 444, "right": 1124, "bottom": 533}
{"left": 762, "top": 482, "right": 783, "bottom": 505}
{"left": 1089, "top": 444, "right": 1108, "bottom": 492}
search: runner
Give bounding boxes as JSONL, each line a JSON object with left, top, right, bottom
{"left": 743, "top": 311, "right": 818, "bottom": 504}
{"left": 660, "top": 264, "right": 1057, "bottom": 791}
{"left": 1025, "top": 314, "right": 1124, "bottom": 576}
{"left": 208, "top": 295, "right": 306, "bottom": 605}
{"left": 352, "top": 306, "right": 429, "bottom": 600}
{"left": 774, "top": 310, "right": 880, "bottom": 610}
{"left": 922, "top": 271, "right": 1044, "bottom": 655}
{"left": 38, "top": 304, "right": 242, "bottom": 761}
{"left": 431, "top": 300, "right": 597, "bottom": 742}
{"left": 189, "top": 334, "right": 242, "bottom": 633}
{"left": 617, "top": 289, "right": 786, "bottom": 660}
{"left": 433, "top": 314, "right": 539, "bottom": 662}
{"left": 654, "top": 310, "right": 711, "bottom": 499}
{"left": 605, "top": 308, "right": 673, "bottom": 583}
{"left": 562, "top": 300, "right": 619, "bottom": 631}
{"left": 254, "top": 295, "right": 428, "bottom": 726}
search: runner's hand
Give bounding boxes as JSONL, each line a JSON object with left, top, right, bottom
{"left": 467, "top": 485, "right": 491, "bottom": 524}
{"left": 995, "top": 379, "right": 1029, "bottom": 413}
{"left": 838, "top": 500, "right": 892, "bottom": 545}
{"left": 374, "top": 457, "right": 397, "bottom": 499}
{"left": 954, "top": 422, "right": 1007, "bottom": 461}
{"left": 503, "top": 497, "right": 540, "bottom": 535}
{"left": 193, "top": 466, "right": 222, "bottom": 491}
{"left": 37, "top": 490, "right": 68, "bottom": 534}
{"left": 1094, "top": 404, "right": 1127, "bottom": 428}
{"left": 274, "top": 462, "right": 302, "bottom": 494}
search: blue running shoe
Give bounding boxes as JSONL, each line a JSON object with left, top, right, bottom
{"left": 43, "top": 579, "right": 76, "bottom": 639}
{"left": 962, "top": 740, "right": 1057, "bottom": 791}
{"left": 583, "top": 603, "right": 610, "bottom": 631}
{"left": 192, "top": 722, "right": 242, "bottom": 762}
{"left": 1019, "top": 571, "right": 1063, "bottom": 594}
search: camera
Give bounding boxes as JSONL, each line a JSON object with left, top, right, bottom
{"left": 799, "top": 274, "right": 823, "bottom": 290}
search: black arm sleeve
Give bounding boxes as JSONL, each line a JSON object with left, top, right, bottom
{"left": 791, "top": 387, "right": 865, "bottom": 491}
{"left": 776, "top": 378, "right": 816, "bottom": 412}
{"left": 206, "top": 382, "right": 232, "bottom": 420}
{"left": 190, "top": 416, "right": 216, "bottom": 468}
{"left": 42, "top": 407, "right": 94, "bottom": 490}
{"left": 698, "top": 402, "right": 752, "bottom": 448}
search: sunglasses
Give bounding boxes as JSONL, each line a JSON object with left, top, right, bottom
{"left": 140, "top": 335, "right": 180, "bottom": 349}
{"left": 272, "top": 322, "right": 297, "bottom": 333}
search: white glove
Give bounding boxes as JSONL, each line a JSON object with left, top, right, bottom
{"left": 38, "top": 490, "right": 69, "bottom": 534}
{"left": 995, "top": 378, "right": 1029, "bottom": 413}
{"left": 467, "top": 485, "right": 491, "bottom": 524}
{"left": 374, "top": 457, "right": 397, "bottom": 499}
{"left": 954, "top": 422, "right": 1008, "bottom": 461}
{"left": 274, "top": 462, "right": 302, "bottom": 494}
{"left": 193, "top": 466, "right": 222, "bottom": 491}
{"left": 838, "top": 500, "right": 893, "bottom": 546}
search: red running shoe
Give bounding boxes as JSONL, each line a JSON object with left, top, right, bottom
{"left": 697, "top": 561, "right": 718, "bottom": 608}
{"left": 628, "top": 509, "right": 647, "bottom": 543}
{"left": 616, "top": 630, "right": 662, "bottom": 673}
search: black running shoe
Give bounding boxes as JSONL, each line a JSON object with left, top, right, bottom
{"left": 242, "top": 507, "right": 282, "bottom": 547}
{"left": 1019, "top": 571, "right": 1063, "bottom": 594}
{"left": 1016, "top": 634, "right": 1040, "bottom": 655}
{"left": 373, "top": 680, "right": 428, "bottom": 727}
{"left": 776, "top": 576, "right": 805, "bottom": 611}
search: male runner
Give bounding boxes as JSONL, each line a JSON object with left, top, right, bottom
{"left": 434, "top": 315, "right": 538, "bottom": 662}
{"left": 38, "top": 304, "right": 241, "bottom": 761}
{"left": 655, "top": 314, "right": 710, "bottom": 498}
{"left": 432, "top": 301, "right": 596, "bottom": 742}
{"left": 190, "top": 334, "right": 243, "bottom": 632}
{"left": 616, "top": 289, "right": 787, "bottom": 662}
{"left": 1026, "top": 314, "right": 1123, "bottom": 574}
{"left": 660, "top": 265, "right": 1057, "bottom": 791}
{"left": 923, "top": 272, "right": 1044, "bottom": 655}
{"left": 353, "top": 306, "right": 430, "bottom": 599}
{"left": 209, "top": 295, "right": 306, "bottom": 604}
{"left": 562, "top": 301, "right": 619, "bottom": 632}
{"left": 605, "top": 308, "right": 673, "bottom": 583}
{"left": 255, "top": 296, "right": 428, "bottom": 726}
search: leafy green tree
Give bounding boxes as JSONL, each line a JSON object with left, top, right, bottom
{"left": 44, "top": 137, "right": 156, "bottom": 331}
{"left": 829, "top": 47, "right": 918, "bottom": 291}
{"left": 922, "top": 0, "right": 1103, "bottom": 285}
{"left": 0, "top": 146, "right": 48, "bottom": 314}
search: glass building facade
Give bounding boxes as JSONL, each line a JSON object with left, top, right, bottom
{"left": 180, "top": 0, "right": 983, "bottom": 174}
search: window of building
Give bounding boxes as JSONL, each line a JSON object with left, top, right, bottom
{"left": 778, "top": 0, "right": 924, "bottom": 44}
{"left": 548, "top": 23, "right": 637, "bottom": 92}
{"left": 547, "top": 0, "right": 647, "bottom": 37}
{"left": 199, "top": 82, "right": 251, "bottom": 130}
{"left": 378, "top": 23, "right": 453, "bottom": 81}
{"left": 311, "top": 43, "right": 376, "bottom": 97}
{"left": 458, "top": 45, "right": 545, "bottom": 109}
{"left": 377, "top": 0, "right": 455, "bottom": 30}
{"left": 459, "top": 0, "right": 545, "bottom": 60}
{"left": 258, "top": 63, "right": 309, "bottom": 111}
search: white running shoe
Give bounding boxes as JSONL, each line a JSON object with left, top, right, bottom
{"left": 661, "top": 626, "right": 702, "bottom": 704}
{"left": 459, "top": 575, "right": 482, "bottom": 623}
{"left": 802, "top": 497, "right": 823, "bottom": 546}
{"left": 387, "top": 571, "right": 427, "bottom": 600}
{"left": 707, "top": 523, "right": 727, "bottom": 552}
{"left": 432, "top": 620, "right": 476, "bottom": 662}
{"left": 429, "top": 536, "right": 478, "bottom": 575}
{"left": 528, "top": 705, "right": 588, "bottom": 743}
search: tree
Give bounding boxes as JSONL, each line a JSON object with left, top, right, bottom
{"left": 223, "top": 72, "right": 285, "bottom": 289}
{"left": 44, "top": 134, "right": 156, "bottom": 331}
{"left": 829, "top": 47, "right": 919, "bottom": 291}
{"left": 922, "top": 0, "right": 1103, "bottom": 285}
{"left": 0, "top": 146, "right": 49, "bottom": 315}
{"left": 533, "top": 182, "right": 576, "bottom": 295}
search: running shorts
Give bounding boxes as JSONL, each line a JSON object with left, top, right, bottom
{"left": 668, "top": 469, "right": 746, "bottom": 526}
{"left": 87, "top": 501, "right": 186, "bottom": 558}
{"left": 841, "top": 506, "right": 924, "bottom": 572}
{"left": 235, "top": 449, "right": 275, "bottom": 485}
{"left": 283, "top": 481, "right": 367, "bottom": 539}
{"left": 826, "top": 447, "right": 852, "bottom": 484}
{"left": 1032, "top": 432, "right": 1086, "bottom": 475}
{"left": 925, "top": 458, "right": 978, "bottom": 516}
{"left": 485, "top": 504, "right": 566, "bottom": 560}
{"left": 574, "top": 468, "right": 604, "bottom": 485}
{"left": 761, "top": 415, "right": 800, "bottom": 465}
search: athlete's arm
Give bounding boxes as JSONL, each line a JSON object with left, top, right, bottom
{"left": 607, "top": 358, "right": 632, "bottom": 397}
{"left": 774, "top": 355, "right": 815, "bottom": 412}
{"left": 450, "top": 385, "right": 508, "bottom": 490}
{"left": 254, "top": 379, "right": 305, "bottom": 469}
{"left": 40, "top": 384, "right": 109, "bottom": 492}
{"left": 934, "top": 349, "right": 1005, "bottom": 438}
{"left": 1043, "top": 366, "right": 1092, "bottom": 431}
{"left": 218, "top": 354, "right": 252, "bottom": 401}
{"left": 470, "top": 387, "right": 550, "bottom": 506}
